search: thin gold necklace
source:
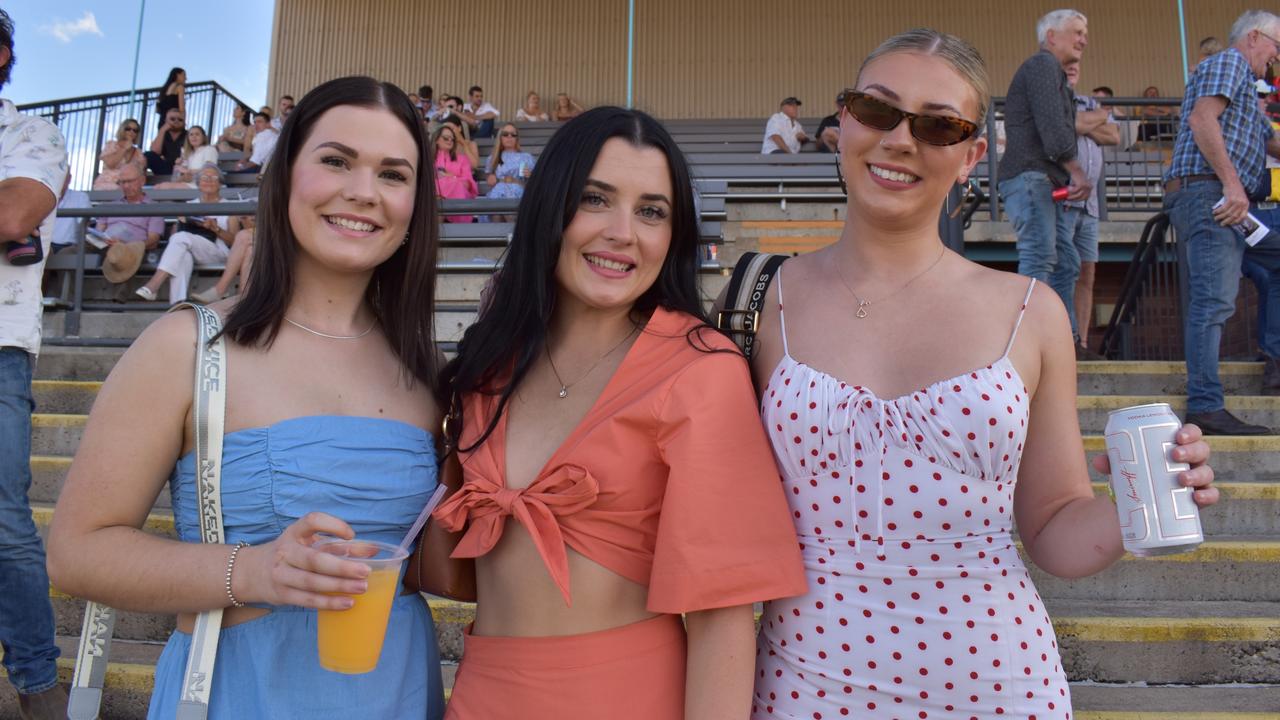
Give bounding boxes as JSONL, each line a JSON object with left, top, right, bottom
{"left": 545, "top": 324, "right": 639, "bottom": 399}
{"left": 285, "top": 316, "right": 377, "bottom": 340}
{"left": 836, "top": 245, "right": 947, "bottom": 319}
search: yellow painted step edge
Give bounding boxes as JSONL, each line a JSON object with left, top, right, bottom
{"left": 1052, "top": 616, "right": 1280, "bottom": 643}
{"left": 32, "top": 380, "right": 102, "bottom": 391}
{"left": 0, "top": 659, "right": 155, "bottom": 694}
{"left": 1075, "top": 361, "right": 1260, "bottom": 375}
{"left": 1084, "top": 435, "right": 1280, "bottom": 452}
{"left": 30, "top": 413, "right": 87, "bottom": 428}
{"left": 1088, "top": 480, "right": 1280, "bottom": 501}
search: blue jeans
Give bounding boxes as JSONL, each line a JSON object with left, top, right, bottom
{"left": 0, "top": 347, "right": 59, "bottom": 694}
{"left": 474, "top": 119, "right": 495, "bottom": 138}
{"left": 1002, "top": 171, "right": 1072, "bottom": 281}
{"left": 1049, "top": 206, "right": 1099, "bottom": 337}
{"left": 1165, "top": 181, "right": 1280, "bottom": 413}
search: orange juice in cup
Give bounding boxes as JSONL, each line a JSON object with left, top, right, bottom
{"left": 314, "top": 538, "right": 408, "bottom": 674}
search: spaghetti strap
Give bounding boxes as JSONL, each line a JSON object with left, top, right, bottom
{"left": 1002, "top": 278, "right": 1037, "bottom": 359}
{"left": 776, "top": 266, "right": 791, "bottom": 358}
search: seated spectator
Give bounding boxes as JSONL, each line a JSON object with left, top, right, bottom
{"left": 95, "top": 164, "right": 162, "bottom": 251}
{"left": 814, "top": 93, "right": 843, "bottom": 153}
{"left": 484, "top": 122, "right": 534, "bottom": 221}
{"left": 234, "top": 112, "right": 278, "bottom": 173}
{"left": 135, "top": 165, "right": 238, "bottom": 303}
{"left": 551, "top": 92, "right": 584, "bottom": 121}
{"left": 154, "top": 67, "right": 185, "bottom": 130}
{"left": 432, "top": 124, "right": 477, "bottom": 223}
{"left": 216, "top": 103, "right": 252, "bottom": 153}
{"left": 464, "top": 85, "right": 499, "bottom": 138}
{"left": 440, "top": 114, "right": 480, "bottom": 167}
{"left": 159, "top": 126, "right": 218, "bottom": 187}
{"left": 144, "top": 108, "right": 187, "bottom": 176}
{"left": 93, "top": 118, "right": 147, "bottom": 190}
{"left": 418, "top": 85, "right": 437, "bottom": 119}
{"left": 515, "top": 91, "right": 549, "bottom": 122}
{"left": 50, "top": 173, "right": 90, "bottom": 253}
{"left": 1137, "top": 85, "right": 1176, "bottom": 142}
{"left": 1198, "top": 36, "right": 1224, "bottom": 66}
{"left": 191, "top": 215, "right": 254, "bottom": 303}
{"left": 270, "top": 94, "right": 294, "bottom": 131}
{"left": 761, "top": 96, "right": 808, "bottom": 154}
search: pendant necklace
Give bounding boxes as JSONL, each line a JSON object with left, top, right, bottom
{"left": 836, "top": 245, "right": 947, "bottom": 319}
{"left": 545, "top": 324, "right": 640, "bottom": 399}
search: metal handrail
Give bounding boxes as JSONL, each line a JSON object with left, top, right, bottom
{"left": 1099, "top": 212, "right": 1173, "bottom": 358}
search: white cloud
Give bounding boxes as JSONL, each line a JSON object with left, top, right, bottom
{"left": 40, "top": 11, "right": 104, "bottom": 44}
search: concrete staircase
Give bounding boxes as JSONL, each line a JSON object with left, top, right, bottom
{"left": 4, "top": 316, "right": 1280, "bottom": 717}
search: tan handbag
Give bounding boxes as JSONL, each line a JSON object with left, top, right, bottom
{"left": 402, "top": 414, "right": 476, "bottom": 602}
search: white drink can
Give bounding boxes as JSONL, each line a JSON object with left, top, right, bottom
{"left": 1103, "top": 403, "right": 1203, "bottom": 556}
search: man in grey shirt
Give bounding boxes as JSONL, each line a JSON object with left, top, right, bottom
{"left": 999, "top": 9, "right": 1094, "bottom": 282}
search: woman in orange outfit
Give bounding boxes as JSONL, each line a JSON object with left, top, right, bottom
{"left": 433, "top": 107, "right": 807, "bottom": 719}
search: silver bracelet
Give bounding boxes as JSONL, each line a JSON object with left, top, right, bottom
{"left": 225, "top": 541, "right": 249, "bottom": 608}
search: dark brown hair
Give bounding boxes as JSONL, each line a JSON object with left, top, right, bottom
{"left": 219, "top": 76, "right": 441, "bottom": 389}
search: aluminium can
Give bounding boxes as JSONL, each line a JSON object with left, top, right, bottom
{"left": 1103, "top": 403, "right": 1203, "bottom": 556}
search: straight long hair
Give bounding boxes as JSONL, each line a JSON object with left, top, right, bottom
{"left": 486, "top": 123, "right": 521, "bottom": 174}
{"left": 441, "top": 106, "right": 708, "bottom": 451}
{"left": 219, "top": 76, "right": 441, "bottom": 389}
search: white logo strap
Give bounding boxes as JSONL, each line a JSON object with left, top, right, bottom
{"left": 67, "top": 602, "right": 115, "bottom": 719}
{"left": 176, "top": 303, "right": 229, "bottom": 720}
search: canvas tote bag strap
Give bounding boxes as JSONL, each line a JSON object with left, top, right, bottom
{"left": 174, "top": 302, "right": 229, "bottom": 720}
{"left": 715, "top": 251, "right": 786, "bottom": 360}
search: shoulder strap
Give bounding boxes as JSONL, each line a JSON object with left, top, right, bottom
{"left": 174, "top": 303, "right": 230, "bottom": 720}
{"left": 1002, "top": 278, "right": 1037, "bottom": 358}
{"left": 69, "top": 304, "right": 229, "bottom": 720}
{"left": 716, "top": 251, "right": 787, "bottom": 360}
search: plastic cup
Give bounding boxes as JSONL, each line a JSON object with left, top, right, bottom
{"left": 314, "top": 537, "right": 409, "bottom": 674}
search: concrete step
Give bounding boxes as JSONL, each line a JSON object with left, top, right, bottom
{"left": 1069, "top": 683, "right": 1280, "bottom": 717}
{"left": 1078, "top": 395, "right": 1280, "bottom": 433}
{"left": 42, "top": 308, "right": 481, "bottom": 343}
{"left": 0, "top": 637, "right": 161, "bottom": 720}
{"left": 1045, "top": 600, "right": 1280, "bottom": 684}
{"left": 34, "top": 347, "right": 126, "bottom": 381}
{"left": 1076, "top": 361, "right": 1264, "bottom": 396}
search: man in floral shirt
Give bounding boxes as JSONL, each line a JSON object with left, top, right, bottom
{"left": 0, "top": 8, "right": 70, "bottom": 719}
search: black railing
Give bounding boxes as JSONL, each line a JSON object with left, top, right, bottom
{"left": 18, "top": 81, "right": 251, "bottom": 191}
{"left": 1100, "top": 213, "right": 1181, "bottom": 359}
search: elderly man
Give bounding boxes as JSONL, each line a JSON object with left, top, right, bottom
{"left": 1050, "top": 60, "right": 1119, "bottom": 358}
{"left": 144, "top": 107, "right": 186, "bottom": 176}
{"left": 0, "top": 9, "right": 70, "bottom": 718}
{"left": 95, "top": 164, "right": 162, "bottom": 250}
{"left": 1165, "top": 10, "right": 1280, "bottom": 434}
{"left": 762, "top": 97, "right": 808, "bottom": 154}
{"left": 999, "top": 9, "right": 1093, "bottom": 282}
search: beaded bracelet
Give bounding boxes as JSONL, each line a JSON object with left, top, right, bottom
{"left": 225, "top": 541, "right": 250, "bottom": 608}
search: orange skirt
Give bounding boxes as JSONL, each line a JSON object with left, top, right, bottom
{"left": 444, "top": 614, "right": 686, "bottom": 720}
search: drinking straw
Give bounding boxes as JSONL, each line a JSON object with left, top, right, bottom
{"left": 396, "top": 484, "right": 449, "bottom": 554}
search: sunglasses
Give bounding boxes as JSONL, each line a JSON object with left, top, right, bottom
{"left": 842, "top": 90, "right": 979, "bottom": 146}
{"left": 500, "top": 131, "right": 519, "bottom": 138}
{"left": 124, "top": 127, "right": 139, "bottom": 132}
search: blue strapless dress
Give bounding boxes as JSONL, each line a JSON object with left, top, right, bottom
{"left": 147, "top": 416, "right": 445, "bottom": 720}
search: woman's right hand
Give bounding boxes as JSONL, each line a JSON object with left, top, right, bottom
{"left": 234, "top": 512, "right": 370, "bottom": 610}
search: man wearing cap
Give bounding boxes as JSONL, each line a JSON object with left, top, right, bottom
{"left": 1164, "top": 10, "right": 1280, "bottom": 435}
{"left": 814, "top": 93, "right": 844, "bottom": 153}
{"left": 762, "top": 97, "right": 809, "bottom": 154}
{"left": 0, "top": 8, "right": 70, "bottom": 718}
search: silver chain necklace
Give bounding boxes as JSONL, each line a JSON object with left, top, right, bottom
{"left": 545, "top": 325, "right": 639, "bottom": 399}
{"left": 835, "top": 245, "right": 947, "bottom": 319}
{"left": 285, "top": 316, "right": 377, "bottom": 340}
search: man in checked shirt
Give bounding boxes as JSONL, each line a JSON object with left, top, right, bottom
{"left": 1165, "top": 10, "right": 1280, "bottom": 435}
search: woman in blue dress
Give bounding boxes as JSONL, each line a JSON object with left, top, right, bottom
{"left": 484, "top": 122, "right": 535, "bottom": 221}
{"left": 47, "top": 76, "right": 448, "bottom": 719}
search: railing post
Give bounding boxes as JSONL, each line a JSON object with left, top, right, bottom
{"left": 207, "top": 86, "right": 217, "bottom": 143}
{"left": 91, "top": 100, "right": 109, "bottom": 187}
{"left": 67, "top": 219, "right": 86, "bottom": 337}
{"left": 986, "top": 106, "right": 999, "bottom": 222}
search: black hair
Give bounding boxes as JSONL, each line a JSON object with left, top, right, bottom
{"left": 1091, "top": 86, "right": 1115, "bottom": 97}
{"left": 280, "top": 94, "right": 294, "bottom": 102}
{"left": 162, "top": 67, "right": 185, "bottom": 91}
{"left": 468, "top": 85, "right": 483, "bottom": 96}
{"left": 0, "top": 8, "right": 14, "bottom": 91}
{"left": 236, "top": 103, "right": 251, "bottom": 126}
{"left": 419, "top": 85, "right": 433, "bottom": 99}
{"left": 441, "top": 106, "right": 709, "bottom": 451}
{"left": 220, "top": 76, "right": 441, "bottom": 390}
{"left": 253, "top": 111, "right": 271, "bottom": 123}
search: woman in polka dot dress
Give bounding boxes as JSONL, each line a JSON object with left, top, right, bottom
{"left": 728, "top": 29, "right": 1219, "bottom": 719}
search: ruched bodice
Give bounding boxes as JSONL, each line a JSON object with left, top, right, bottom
{"left": 753, "top": 272, "right": 1072, "bottom": 719}
{"left": 151, "top": 415, "right": 445, "bottom": 719}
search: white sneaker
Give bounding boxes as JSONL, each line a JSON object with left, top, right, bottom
{"left": 134, "top": 286, "right": 157, "bottom": 301}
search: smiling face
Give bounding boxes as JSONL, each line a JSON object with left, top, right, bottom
{"left": 554, "top": 138, "right": 674, "bottom": 315}
{"left": 196, "top": 166, "right": 222, "bottom": 198}
{"left": 287, "top": 105, "right": 419, "bottom": 275}
{"left": 1245, "top": 25, "right": 1280, "bottom": 76}
{"left": 840, "top": 51, "right": 988, "bottom": 228}
{"left": 188, "top": 127, "right": 207, "bottom": 147}
{"left": 1045, "top": 16, "right": 1088, "bottom": 65}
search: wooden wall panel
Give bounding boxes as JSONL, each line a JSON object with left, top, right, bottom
{"left": 268, "top": 0, "right": 1265, "bottom": 120}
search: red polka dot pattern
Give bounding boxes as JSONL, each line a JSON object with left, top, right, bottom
{"left": 751, "top": 287, "right": 1071, "bottom": 720}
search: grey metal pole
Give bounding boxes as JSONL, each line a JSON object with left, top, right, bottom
{"left": 626, "top": 0, "right": 635, "bottom": 108}
{"left": 126, "top": 0, "right": 146, "bottom": 111}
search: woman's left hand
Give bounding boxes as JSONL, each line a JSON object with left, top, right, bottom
{"left": 1091, "top": 423, "right": 1217, "bottom": 507}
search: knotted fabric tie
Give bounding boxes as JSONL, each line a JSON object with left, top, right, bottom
{"left": 433, "top": 463, "right": 599, "bottom": 605}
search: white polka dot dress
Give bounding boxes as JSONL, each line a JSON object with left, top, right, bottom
{"left": 752, "top": 274, "right": 1072, "bottom": 720}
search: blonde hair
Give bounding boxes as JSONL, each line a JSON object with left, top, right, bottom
{"left": 855, "top": 28, "right": 991, "bottom": 127}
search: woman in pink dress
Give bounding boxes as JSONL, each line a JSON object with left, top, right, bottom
{"left": 730, "top": 29, "right": 1218, "bottom": 719}
{"left": 94, "top": 119, "right": 147, "bottom": 190}
{"left": 431, "top": 123, "right": 478, "bottom": 223}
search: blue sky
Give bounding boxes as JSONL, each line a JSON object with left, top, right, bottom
{"left": 4, "top": 1, "right": 274, "bottom": 108}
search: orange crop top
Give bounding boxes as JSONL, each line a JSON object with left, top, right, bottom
{"left": 434, "top": 307, "right": 807, "bottom": 613}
